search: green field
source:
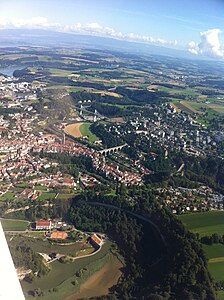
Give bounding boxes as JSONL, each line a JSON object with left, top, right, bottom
{"left": 172, "top": 98, "right": 224, "bottom": 127}
{"left": 1, "top": 219, "right": 29, "bottom": 231}
{"left": 202, "top": 244, "right": 224, "bottom": 283}
{"left": 179, "top": 212, "right": 224, "bottom": 285}
{"left": 218, "top": 291, "right": 224, "bottom": 300}
{"left": 80, "top": 123, "right": 99, "bottom": 142}
{"left": 71, "top": 253, "right": 123, "bottom": 300}
{"left": 9, "top": 235, "right": 91, "bottom": 256}
{"left": 22, "top": 241, "right": 112, "bottom": 300}
{"left": 178, "top": 211, "right": 224, "bottom": 237}
{"left": 0, "top": 191, "right": 16, "bottom": 202}
{"left": 158, "top": 85, "right": 199, "bottom": 96}
{"left": 37, "top": 192, "right": 56, "bottom": 201}
{"left": 15, "top": 183, "right": 32, "bottom": 188}
{"left": 203, "top": 244, "right": 224, "bottom": 260}
{"left": 208, "top": 261, "right": 224, "bottom": 281}
{"left": 57, "top": 193, "right": 76, "bottom": 200}
{"left": 34, "top": 185, "right": 49, "bottom": 191}
{"left": 46, "top": 68, "right": 74, "bottom": 77}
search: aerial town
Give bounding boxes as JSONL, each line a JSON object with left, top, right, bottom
{"left": 0, "top": 44, "right": 223, "bottom": 300}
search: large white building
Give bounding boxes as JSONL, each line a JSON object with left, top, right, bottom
{"left": 35, "top": 220, "right": 52, "bottom": 230}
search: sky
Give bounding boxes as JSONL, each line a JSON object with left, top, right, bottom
{"left": 0, "top": 0, "right": 224, "bottom": 58}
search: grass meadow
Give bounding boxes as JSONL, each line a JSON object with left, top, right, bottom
{"left": 1, "top": 219, "right": 29, "bottom": 231}
{"left": 178, "top": 211, "right": 224, "bottom": 237}
{"left": 80, "top": 123, "right": 99, "bottom": 142}
{"left": 22, "top": 241, "right": 113, "bottom": 300}
{"left": 179, "top": 212, "right": 224, "bottom": 284}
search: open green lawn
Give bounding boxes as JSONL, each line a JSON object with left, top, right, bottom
{"left": 179, "top": 212, "right": 224, "bottom": 283}
{"left": 158, "top": 85, "right": 199, "bottom": 96}
{"left": 57, "top": 193, "right": 76, "bottom": 200}
{"left": 208, "top": 261, "right": 224, "bottom": 282}
{"left": 80, "top": 123, "right": 99, "bottom": 142}
{"left": 178, "top": 211, "right": 224, "bottom": 237}
{"left": 203, "top": 244, "right": 224, "bottom": 259}
{"left": 34, "top": 185, "right": 50, "bottom": 191}
{"left": 203, "top": 244, "right": 224, "bottom": 283}
{"left": 67, "top": 86, "right": 94, "bottom": 92}
{"left": 37, "top": 192, "right": 56, "bottom": 201}
{"left": 0, "top": 191, "right": 16, "bottom": 201}
{"left": 15, "top": 183, "right": 32, "bottom": 189}
{"left": 1, "top": 219, "right": 29, "bottom": 231}
{"left": 217, "top": 291, "right": 224, "bottom": 300}
{"left": 46, "top": 68, "right": 74, "bottom": 77}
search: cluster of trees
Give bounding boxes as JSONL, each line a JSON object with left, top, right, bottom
{"left": 24, "top": 197, "right": 71, "bottom": 222}
{"left": 71, "top": 87, "right": 169, "bottom": 116}
{"left": 13, "top": 68, "right": 31, "bottom": 78}
{"left": 146, "top": 151, "right": 224, "bottom": 191}
{"left": 201, "top": 234, "right": 224, "bottom": 245}
{"left": 72, "top": 90, "right": 131, "bottom": 107}
{"left": 203, "top": 79, "right": 224, "bottom": 89}
{"left": 135, "top": 192, "right": 215, "bottom": 299}
{"left": 4, "top": 196, "right": 72, "bottom": 221}
{"left": 115, "top": 87, "right": 169, "bottom": 105}
{"left": 8, "top": 240, "right": 48, "bottom": 277}
{"left": 38, "top": 152, "right": 93, "bottom": 175}
{"left": 90, "top": 103, "right": 122, "bottom": 117}
{"left": 70, "top": 202, "right": 164, "bottom": 295}
{"left": 181, "top": 155, "right": 224, "bottom": 192}
{"left": 144, "top": 154, "right": 173, "bottom": 183}
{"left": 0, "top": 107, "right": 23, "bottom": 118}
{"left": 91, "top": 123, "right": 123, "bottom": 147}
{"left": 69, "top": 187, "right": 216, "bottom": 299}
{"left": 90, "top": 102, "right": 144, "bottom": 117}
{"left": 75, "top": 82, "right": 108, "bottom": 90}
{"left": 39, "top": 152, "right": 78, "bottom": 177}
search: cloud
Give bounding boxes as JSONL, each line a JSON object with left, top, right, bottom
{"left": 188, "top": 29, "right": 224, "bottom": 58}
{"left": 86, "top": 22, "right": 102, "bottom": 30}
{"left": 0, "top": 17, "right": 177, "bottom": 48}
{"left": 0, "top": 17, "right": 60, "bottom": 29}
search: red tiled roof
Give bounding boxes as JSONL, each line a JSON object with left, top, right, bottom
{"left": 36, "top": 220, "right": 51, "bottom": 227}
{"left": 63, "top": 177, "right": 74, "bottom": 184}
{"left": 91, "top": 234, "right": 102, "bottom": 246}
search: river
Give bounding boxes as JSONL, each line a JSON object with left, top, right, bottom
{"left": 0, "top": 65, "right": 27, "bottom": 77}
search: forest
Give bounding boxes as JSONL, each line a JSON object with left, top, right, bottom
{"left": 69, "top": 187, "right": 216, "bottom": 299}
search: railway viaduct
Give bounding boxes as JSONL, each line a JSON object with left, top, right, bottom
{"left": 98, "top": 143, "right": 128, "bottom": 156}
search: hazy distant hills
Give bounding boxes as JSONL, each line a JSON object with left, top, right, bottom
{"left": 0, "top": 28, "right": 195, "bottom": 59}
